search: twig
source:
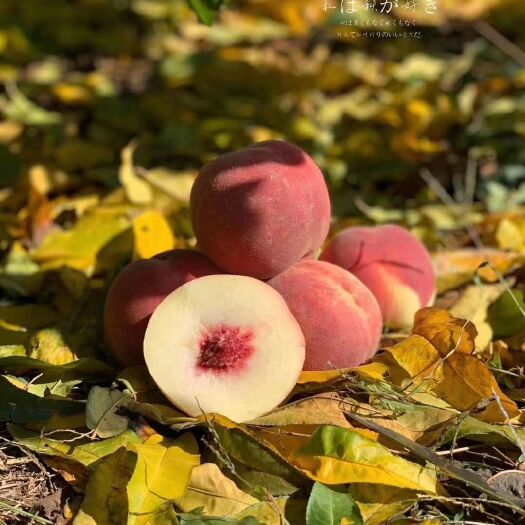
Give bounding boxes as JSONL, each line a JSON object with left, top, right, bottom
{"left": 473, "top": 20, "right": 525, "bottom": 68}
{"left": 0, "top": 500, "right": 53, "bottom": 525}
{"left": 342, "top": 410, "right": 525, "bottom": 514}
{"left": 491, "top": 387, "right": 525, "bottom": 458}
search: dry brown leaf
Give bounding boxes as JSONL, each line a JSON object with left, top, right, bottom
{"left": 383, "top": 308, "right": 520, "bottom": 423}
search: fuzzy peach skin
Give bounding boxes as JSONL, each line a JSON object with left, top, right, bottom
{"left": 190, "top": 140, "right": 331, "bottom": 279}
{"left": 104, "top": 249, "right": 223, "bottom": 367}
{"left": 320, "top": 225, "right": 436, "bottom": 329}
{"left": 268, "top": 260, "right": 383, "bottom": 370}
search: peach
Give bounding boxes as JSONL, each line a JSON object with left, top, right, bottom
{"left": 190, "top": 141, "right": 331, "bottom": 279}
{"left": 144, "top": 275, "right": 305, "bottom": 422}
{"left": 104, "top": 249, "right": 223, "bottom": 367}
{"left": 320, "top": 225, "right": 436, "bottom": 329}
{"left": 268, "top": 260, "right": 383, "bottom": 370}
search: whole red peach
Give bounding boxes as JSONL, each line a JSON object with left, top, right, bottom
{"left": 268, "top": 260, "right": 383, "bottom": 370}
{"left": 103, "top": 249, "right": 223, "bottom": 367}
{"left": 320, "top": 225, "right": 436, "bottom": 329}
{"left": 190, "top": 141, "right": 331, "bottom": 279}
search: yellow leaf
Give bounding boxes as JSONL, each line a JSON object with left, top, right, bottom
{"left": 449, "top": 283, "right": 507, "bottom": 350}
{"left": 413, "top": 307, "right": 478, "bottom": 356}
{"left": 349, "top": 484, "right": 418, "bottom": 525}
{"left": 291, "top": 426, "right": 438, "bottom": 493}
{"left": 27, "top": 328, "right": 77, "bottom": 365}
{"left": 127, "top": 433, "right": 200, "bottom": 524}
{"left": 52, "top": 83, "right": 94, "bottom": 105}
{"left": 142, "top": 168, "right": 197, "bottom": 203}
{"left": 72, "top": 447, "right": 133, "bottom": 525}
{"left": 298, "top": 362, "right": 388, "bottom": 385}
{"left": 31, "top": 207, "right": 132, "bottom": 275}
{"left": 248, "top": 393, "right": 352, "bottom": 428}
{"left": 175, "top": 463, "right": 257, "bottom": 516}
{"left": 434, "top": 248, "right": 523, "bottom": 293}
{"left": 384, "top": 308, "right": 520, "bottom": 423}
{"left": 119, "top": 141, "right": 153, "bottom": 205}
{"left": 133, "top": 211, "right": 176, "bottom": 259}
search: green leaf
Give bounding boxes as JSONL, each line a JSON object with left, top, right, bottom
{"left": 444, "top": 416, "right": 525, "bottom": 449}
{"left": 2, "top": 84, "right": 61, "bottom": 126}
{"left": 236, "top": 496, "right": 307, "bottom": 525}
{"left": 0, "top": 356, "right": 115, "bottom": 382}
{"left": 344, "top": 411, "right": 525, "bottom": 514}
{"left": 0, "top": 375, "right": 84, "bottom": 422}
{"left": 306, "top": 483, "right": 363, "bottom": 525}
{"left": 488, "top": 289, "right": 525, "bottom": 339}
{"left": 206, "top": 415, "right": 309, "bottom": 491}
{"left": 127, "top": 433, "right": 200, "bottom": 524}
{"left": 31, "top": 206, "right": 132, "bottom": 275}
{"left": 178, "top": 509, "right": 263, "bottom": 525}
{"left": 0, "top": 144, "right": 20, "bottom": 188}
{"left": 187, "top": 0, "right": 224, "bottom": 25}
{"left": 9, "top": 425, "right": 141, "bottom": 467}
{"left": 293, "top": 426, "right": 438, "bottom": 493}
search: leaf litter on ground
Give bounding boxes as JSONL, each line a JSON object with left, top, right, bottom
{"left": 2, "top": 0, "right": 525, "bottom": 524}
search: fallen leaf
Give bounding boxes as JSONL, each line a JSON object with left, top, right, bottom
{"left": 9, "top": 425, "right": 142, "bottom": 467}
{"left": 72, "top": 447, "right": 134, "bottom": 525}
{"left": 291, "top": 426, "right": 438, "bottom": 493}
{"left": 2, "top": 84, "right": 61, "bottom": 126}
{"left": 119, "top": 142, "right": 153, "bottom": 205}
{"left": 0, "top": 356, "right": 115, "bottom": 382}
{"left": 31, "top": 206, "right": 132, "bottom": 275}
{"left": 488, "top": 471, "right": 525, "bottom": 504}
{"left": 449, "top": 282, "right": 507, "bottom": 350}
{"left": 127, "top": 433, "right": 200, "bottom": 524}
{"left": 175, "top": 463, "right": 258, "bottom": 516}
{"left": 0, "top": 375, "right": 84, "bottom": 422}
{"left": 202, "top": 414, "right": 310, "bottom": 492}
{"left": 248, "top": 393, "right": 351, "bottom": 428}
{"left": 133, "top": 210, "right": 175, "bottom": 259}
{"left": 142, "top": 169, "right": 197, "bottom": 203}
{"left": 443, "top": 416, "right": 525, "bottom": 450}
{"left": 85, "top": 386, "right": 130, "bottom": 438}
{"left": 434, "top": 248, "right": 522, "bottom": 293}
{"left": 488, "top": 288, "right": 525, "bottom": 339}
{"left": 306, "top": 482, "right": 363, "bottom": 525}
{"left": 298, "top": 362, "right": 387, "bottom": 385}
{"left": 348, "top": 484, "right": 417, "bottom": 525}
{"left": 27, "top": 327, "right": 78, "bottom": 365}
{"left": 235, "top": 496, "right": 307, "bottom": 525}
{"left": 383, "top": 308, "right": 520, "bottom": 422}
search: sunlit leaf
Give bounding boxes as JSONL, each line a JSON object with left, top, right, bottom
{"left": 127, "top": 433, "right": 200, "bottom": 524}
{"left": 133, "top": 210, "right": 176, "bottom": 259}
{"left": 175, "top": 463, "right": 258, "bottom": 516}
{"left": 383, "top": 308, "right": 520, "bottom": 422}
{"left": 292, "top": 426, "right": 438, "bottom": 493}
{"left": 188, "top": 0, "right": 225, "bottom": 25}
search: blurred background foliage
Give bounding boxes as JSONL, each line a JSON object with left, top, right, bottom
{"left": 1, "top": 0, "right": 525, "bottom": 221}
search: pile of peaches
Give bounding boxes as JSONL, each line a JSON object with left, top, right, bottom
{"left": 104, "top": 141, "right": 436, "bottom": 422}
